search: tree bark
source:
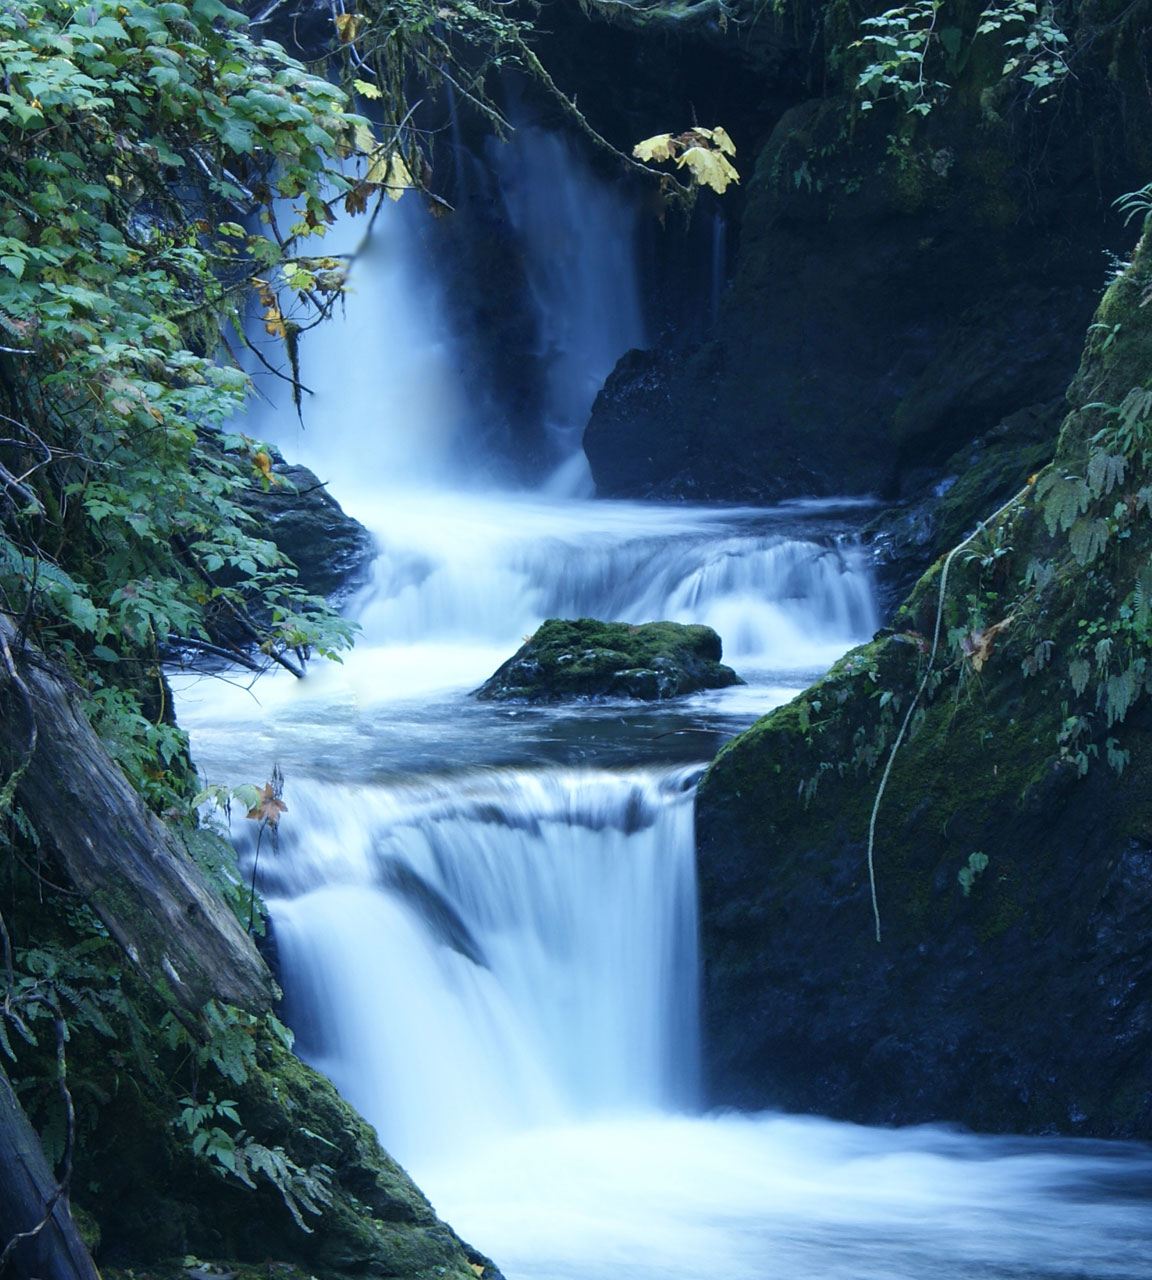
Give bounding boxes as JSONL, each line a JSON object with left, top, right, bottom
{"left": 0, "top": 615, "right": 272, "bottom": 1016}
{"left": 0, "top": 1063, "right": 99, "bottom": 1280}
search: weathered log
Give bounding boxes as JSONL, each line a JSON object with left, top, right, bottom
{"left": 0, "top": 615, "right": 272, "bottom": 1015}
{"left": 0, "top": 1062, "right": 99, "bottom": 1280}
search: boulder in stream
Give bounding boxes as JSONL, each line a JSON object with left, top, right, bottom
{"left": 475, "top": 618, "right": 742, "bottom": 702}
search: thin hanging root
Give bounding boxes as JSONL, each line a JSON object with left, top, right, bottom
{"left": 865, "top": 483, "right": 1031, "bottom": 942}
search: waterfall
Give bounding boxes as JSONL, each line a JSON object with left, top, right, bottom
{"left": 491, "top": 126, "right": 645, "bottom": 485}
{"left": 262, "top": 767, "right": 699, "bottom": 1166}
{"left": 174, "top": 124, "right": 1152, "bottom": 1280}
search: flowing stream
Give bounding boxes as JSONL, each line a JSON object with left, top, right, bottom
{"left": 176, "top": 134, "right": 1152, "bottom": 1279}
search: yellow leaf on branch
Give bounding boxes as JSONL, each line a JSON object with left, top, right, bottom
{"left": 262, "top": 301, "right": 286, "bottom": 338}
{"left": 351, "top": 120, "right": 377, "bottom": 155}
{"left": 705, "top": 125, "right": 736, "bottom": 156}
{"left": 334, "top": 12, "right": 362, "bottom": 42}
{"left": 632, "top": 133, "right": 677, "bottom": 163}
{"left": 366, "top": 148, "right": 414, "bottom": 200}
{"left": 676, "top": 145, "right": 740, "bottom": 194}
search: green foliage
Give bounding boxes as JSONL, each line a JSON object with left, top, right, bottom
{"left": 0, "top": 0, "right": 364, "bottom": 773}
{"left": 176, "top": 1089, "right": 332, "bottom": 1232}
{"left": 161, "top": 998, "right": 261, "bottom": 1086}
{"left": 851, "top": 1, "right": 1070, "bottom": 115}
{"left": 854, "top": 1, "right": 952, "bottom": 115}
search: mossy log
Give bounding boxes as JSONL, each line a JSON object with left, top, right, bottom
{"left": 0, "top": 616, "right": 272, "bottom": 1015}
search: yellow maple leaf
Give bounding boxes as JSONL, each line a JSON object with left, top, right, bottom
{"left": 388, "top": 154, "right": 413, "bottom": 200}
{"left": 353, "top": 78, "right": 383, "bottom": 100}
{"left": 351, "top": 120, "right": 376, "bottom": 155}
{"left": 708, "top": 125, "right": 736, "bottom": 156}
{"left": 262, "top": 301, "right": 285, "bottom": 338}
{"left": 632, "top": 133, "right": 677, "bottom": 163}
{"left": 333, "top": 12, "right": 362, "bottom": 42}
{"left": 676, "top": 146, "right": 740, "bottom": 194}
{"left": 367, "top": 149, "right": 414, "bottom": 199}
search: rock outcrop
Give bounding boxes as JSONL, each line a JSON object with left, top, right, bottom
{"left": 586, "top": 3, "right": 1152, "bottom": 504}
{"left": 475, "top": 617, "right": 742, "bottom": 702}
{"left": 693, "top": 228, "right": 1152, "bottom": 1140}
{"left": 236, "top": 457, "right": 375, "bottom": 602}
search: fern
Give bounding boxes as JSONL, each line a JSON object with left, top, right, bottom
{"left": 1101, "top": 660, "right": 1146, "bottom": 727}
{"left": 1036, "top": 472, "right": 1091, "bottom": 536}
{"left": 1069, "top": 517, "right": 1110, "bottom": 565}
{"left": 1114, "top": 181, "right": 1152, "bottom": 226}
{"left": 1134, "top": 559, "right": 1152, "bottom": 630}
{"left": 1086, "top": 449, "right": 1126, "bottom": 497}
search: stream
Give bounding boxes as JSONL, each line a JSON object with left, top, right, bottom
{"left": 173, "top": 131, "right": 1152, "bottom": 1280}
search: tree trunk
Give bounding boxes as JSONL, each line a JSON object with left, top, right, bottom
{"left": 0, "top": 1064, "right": 99, "bottom": 1280}
{"left": 0, "top": 616, "right": 272, "bottom": 1016}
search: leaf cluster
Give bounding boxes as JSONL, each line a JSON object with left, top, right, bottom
{"left": 0, "top": 0, "right": 368, "bottom": 798}
{"left": 632, "top": 126, "right": 740, "bottom": 194}
{"left": 851, "top": 1, "right": 1071, "bottom": 116}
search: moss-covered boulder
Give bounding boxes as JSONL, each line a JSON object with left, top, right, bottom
{"left": 694, "top": 224, "right": 1152, "bottom": 1140}
{"left": 475, "top": 618, "right": 742, "bottom": 702}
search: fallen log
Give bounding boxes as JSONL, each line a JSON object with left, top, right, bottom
{"left": 0, "top": 1061, "right": 99, "bottom": 1280}
{"left": 0, "top": 614, "right": 272, "bottom": 1016}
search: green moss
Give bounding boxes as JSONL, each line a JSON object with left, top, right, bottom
{"left": 476, "top": 617, "right": 742, "bottom": 702}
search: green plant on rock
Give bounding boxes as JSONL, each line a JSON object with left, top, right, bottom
{"left": 851, "top": 1, "right": 1070, "bottom": 115}
{"left": 957, "top": 850, "right": 989, "bottom": 896}
{"left": 854, "top": 0, "right": 953, "bottom": 115}
{"left": 175, "top": 1090, "right": 334, "bottom": 1233}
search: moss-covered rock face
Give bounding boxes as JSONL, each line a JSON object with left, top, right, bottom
{"left": 28, "top": 951, "right": 501, "bottom": 1280}
{"left": 694, "top": 226, "right": 1152, "bottom": 1139}
{"left": 475, "top": 617, "right": 743, "bottom": 702}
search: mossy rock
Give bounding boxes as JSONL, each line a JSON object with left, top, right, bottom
{"left": 474, "top": 618, "right": 743, "bottom": 702}
{"left": 693, "top": 226, "right": 1152, "bottom": 1140}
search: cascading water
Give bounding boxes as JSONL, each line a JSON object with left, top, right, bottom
{"left": 176, "top": 128, "right": 1152, "bottom": 1280}
{"left": 490, "top": 126, "right": 645, "bottom": 489}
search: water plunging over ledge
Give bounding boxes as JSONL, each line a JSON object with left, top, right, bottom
{"left": 177, "top": 146, "right": 1152, "bottom": 1280}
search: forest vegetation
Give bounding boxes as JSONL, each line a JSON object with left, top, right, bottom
{"left": 1, "top": 0, "right": 1151, "bottom": 1274}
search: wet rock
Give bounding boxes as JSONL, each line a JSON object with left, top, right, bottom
{"left": 236, "top": 458, "right": 375, "bottom": 602}
{"left": 586, "top": 85, "right": 1131, "bottom": 503}
{"left": 475, "top": 618, "right": 742, "bottom": 702}
{"left": 692, "top": 239, "right": 1152, "bottom": 1141}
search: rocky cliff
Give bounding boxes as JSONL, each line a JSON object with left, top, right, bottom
{"left": 694, "top": 225, "right": 1152, "bottom": 1138}
{"left": 585, "top": 1, "right": 1152, "bottom": 504}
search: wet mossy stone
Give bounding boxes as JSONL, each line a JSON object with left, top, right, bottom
{"left": 693, "top": 231, "right": 1152, "bottom": 1141}
{"left": 475, "top": 618, "right": 743, "bottom": 702}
